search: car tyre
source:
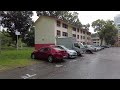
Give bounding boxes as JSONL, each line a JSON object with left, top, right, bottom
{"left": 48, "top": 56, "right": 54, "bottom": 63}
{"left": 31, "top": 54, "right": 35, "bottom": 59}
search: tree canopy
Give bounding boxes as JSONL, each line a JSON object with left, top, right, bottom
{"left": 0, "top": 11, "right": 33, "bottom": 43}
{"left": 92, "top": 19, "right": 118, "bottom": 45}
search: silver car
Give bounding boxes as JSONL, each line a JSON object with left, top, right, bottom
{"left": 55, "top": 45, "right": 78, "bottom": 59}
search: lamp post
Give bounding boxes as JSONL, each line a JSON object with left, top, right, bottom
{"left": 15, "top": 30, "right": 20, "bottom": 50}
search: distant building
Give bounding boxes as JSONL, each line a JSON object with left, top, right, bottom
{"left": 91, "top": 33, "right": 105, "bottom": 46}
{"left": 34, "top": 16, "right": 92, "bottom": 50}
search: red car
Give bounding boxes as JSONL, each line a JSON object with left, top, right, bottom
{"left": 31, "top": 46, "right": 68, "bottom": 63}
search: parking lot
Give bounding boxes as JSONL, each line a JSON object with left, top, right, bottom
{"left": 1, "top": 47, "right": 120, "bottom": 79}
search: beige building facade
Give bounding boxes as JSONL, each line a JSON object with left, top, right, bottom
{"left": 92, "top": 35, "right": 105, "bottom": 46}
{"left": 34, "top": 16, "right": 92, "bottom": 50}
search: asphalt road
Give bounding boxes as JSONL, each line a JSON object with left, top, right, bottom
{"left": 1, "top": 47, "right": 120, "bottom": 79}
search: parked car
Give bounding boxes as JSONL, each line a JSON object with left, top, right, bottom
{"left": 83, "top": 45, "right": 94, "bottom": 54}
{"left": 101, "top": 45, "right": 110, "bottom": 48}
{"left": 56, "top": 37, "right": 85, "bottom": 56}
{"left": 53, "top": 45, "right": 78, "bottom": 59}
{"left": 94, "top": 45, "right": 102, "bottom": 51}
{"left": 31, "top": 46, "right": 68, "bottom": 63}
{"left": 100, "top": 46, "right": 105, "bottom": 49}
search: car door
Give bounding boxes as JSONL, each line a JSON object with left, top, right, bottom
{"left": 40, "top": 47, "right": 51, "bottom": 59}
{"left": 37, "top": 48, "right": 45, "bottom": 59}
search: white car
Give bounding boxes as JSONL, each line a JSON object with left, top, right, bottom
{"left": 86, "top": 45, "right": 96, "bottom": 52}
{"left": 94, "top": 45, "right": 102, "bottom": 51}
{"left": 54, "top": 45, "right": 78, "bottom": 59}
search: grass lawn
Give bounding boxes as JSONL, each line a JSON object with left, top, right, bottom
{"left": 0, "top": 47, "right": 40, "bottom": 72}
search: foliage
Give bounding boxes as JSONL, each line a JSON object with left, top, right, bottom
{"left": 22, "top": 26, "right": 35, "bottom": 47}
{"left": 0, "top": 29, "right": 15, "bottom": 47}
{"left": 0, "top": 11, "right": 33, "bottom": 43}
{"left": 92, "top": 19, "right": 118, "bottom": 45}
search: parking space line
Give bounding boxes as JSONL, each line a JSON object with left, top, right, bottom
{"left": 55, "top": 65, "right": 63, "bottom": 67}
{"left": 21, "top": 74, "right": 37, "bottom": 79}
{"left": 70, "top": 60, "right": 77, "bottom": 62}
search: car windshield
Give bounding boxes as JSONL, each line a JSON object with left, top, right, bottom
{"left": 79, "top": 43, "right": 85, "bottom": 48}
{"left": 53, "top": 47, "right": 62, "bottom": 51}
{"left": 61, "top": 46, "right": 69, "bottom": 50}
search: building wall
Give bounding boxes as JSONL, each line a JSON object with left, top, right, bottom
{"left": 55, "top": 21, "right": 68, "bottom": 38}
{"left": 34, "top": 16, "right": 92, "bottom": 49}
{"left": 92, "top": 37, "right": 105, "bottom": 46}
{"left": 34, "top": 16, "right": 56, "bottom": 49}
{"left": 67, "top": 26, "right": 73, "bottom": 37}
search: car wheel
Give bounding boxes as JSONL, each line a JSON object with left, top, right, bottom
{"left": 48, "top": 56, "right": 54, "bottom": 63}
{"left": 31, "top": 54, "right": 35, "bottom": 59}
{"left": 76, "top": 52, "right": 81, "bottom": 56}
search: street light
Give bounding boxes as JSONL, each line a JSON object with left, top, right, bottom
{"left": 15, "top": 30, "right": 20, "bottom": 50}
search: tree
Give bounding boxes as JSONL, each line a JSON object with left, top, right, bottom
{"left": 23, "top": 26, "right": 35, "bottom": 47}
{"left": 104, "top": 20, "right": 118, "bottom": 45}
{"left": 0, "top": 11, "right": 33, "bottom": 45}
{"left": 92, "top": 19, "right": 106, "bottom": 45}
{"left": 0, "top": 29, "right": 14, "bottom": 48}
{"left": 92, "top": 19, "right": 118, "bottom": 45}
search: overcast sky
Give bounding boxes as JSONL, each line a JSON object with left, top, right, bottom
{"left": 32, "top": 11, "right": 120, "bottom": 33}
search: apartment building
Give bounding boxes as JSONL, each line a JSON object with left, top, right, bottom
{"left": 34, "top": 16, "right": 92, "bottom": 50}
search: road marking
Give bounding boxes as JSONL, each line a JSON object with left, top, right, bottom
{"left": 21, "top": 74, "right": 37, "bottom": 79}
{"left": 70, "top": 60, "right": 77, "bottom": 62}
{"left": 30, "top": 69, "right": 34, "bottom": 71}
{"left": 55, "top": 65, "right": 63, "bottom": 67}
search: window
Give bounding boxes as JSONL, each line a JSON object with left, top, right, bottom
{"left": 83, "top": 36, "right": 85, "bottom": 39}
{"left": 62, "top": 32, "right": 68, "bottom": 37}
{"left": 77, "top": 28, "right": 79, "bottom": 32}
{"left": 83, "top": 31, "right": 85, "bottom": 34}
{"left": 57, "top": 30, "right": 61, "bottom": 37}
{"left": 72, "top": 27, "right": 76, "bottom": 31}
{"left": 83, "top": 42, "right": 85, "bottom": 45}
{"left": 53, "top": 47, "right": 62, "bottom": 51}
{"left": 55, "top": 46, "right": 64, "bottom": 50}
{"left": 56, "top": 20, "right": 61, "bottom": 27}
{"left": 74, "top": 43, "right": 80, "bottom": 48}
{"left": 73, "top": 34, "right": 76, "bottom": 37}
{"left": 40, "top": 48, "right": 51, "bottom": 52}
{"left": 81, "top": 36, "right": 82, "bottom": 39}
{"left": 81, "top": 30, "right": 82, "bottom": 33}
{"left": 62, "top": 23, "right": 68, "bottom": 29}
{"left": 77, "top": 35, "right": 79, "bottom": 39}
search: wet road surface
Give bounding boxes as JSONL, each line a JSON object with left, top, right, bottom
{"left": 1, "top": 47, "right": 120, "bottom": 79}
